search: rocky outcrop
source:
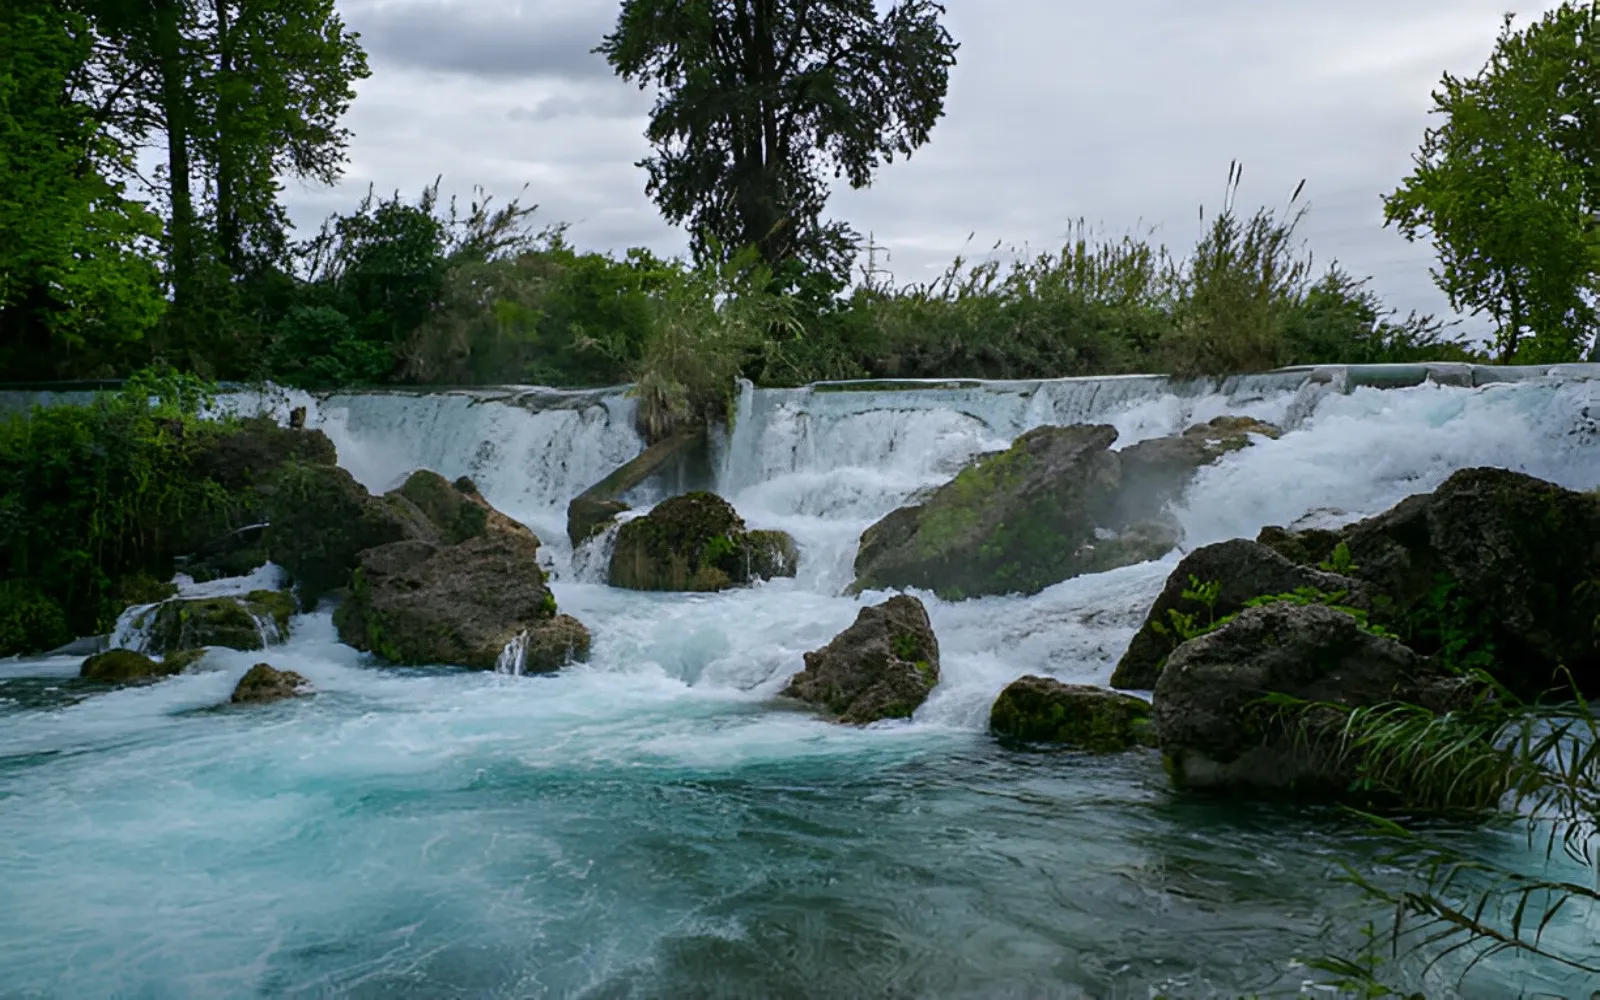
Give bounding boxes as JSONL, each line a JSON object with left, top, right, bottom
{"left": 264, "top": 464, "right": 429, "bottom": 606}
{"left": 80, "top": 647, "right": 205, "bottom": 684}
{"left": 230, "top": 663, "right": 309, "bottom": 704}
{"left": 782, "top": 595, "right": 940, "bottom": 724}
{"left": 608, "top": 492, "right": 799, "bottom": 592}
{"left": 135, "top": 591, "right": 295, "bottom": 656}
{"left": 335, "top": 526, "right": 588, "bottom": 672}
{"left": 1152, "top": 602, "right": 1471, "bottom": 795}
{"left": 851, "top": 417, "right": 1278, "bottom": 599}
{"left": 1110, "top": 539, "right": 1368, "bottom": 690}
{"left": 1330, "top": 467, "right": 1600, "bottom": 698}
{"left": 989, "top": 676, "right": 1154, "bottom": 751}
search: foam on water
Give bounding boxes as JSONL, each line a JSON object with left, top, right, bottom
{"left": 5, "top": 368, "right": 1600, "bottom": 997}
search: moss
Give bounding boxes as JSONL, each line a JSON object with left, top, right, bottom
{"left": 245, "top": 589, "right": 297, "bottom": 633}
{"left": 80, "top": 648, "right": 185, "bottom": 684}
{"left": 231, "top": 663, "right": 308, "bottom": 704}
{"left": 395, "top": 470, "right": 488, "bottom": 545}
{"left": 990, "top": 676, "right": 1154, "bottom": 752}
{"left": 610, "top": 492, "right": 795, "bottom": 592}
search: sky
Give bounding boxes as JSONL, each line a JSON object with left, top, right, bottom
{"left": 283, "top": 0, "right": 1569, "bottom": 339}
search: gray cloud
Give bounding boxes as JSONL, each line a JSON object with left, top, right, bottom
{"left": 348, "top": 0, "right": 615, "bottom": 80}
{"left": 286, "top": 0, "right": 1569, "bottom": 341}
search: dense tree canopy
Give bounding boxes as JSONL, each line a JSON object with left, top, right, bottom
{"left": 1384, "top": 2, "right": 1600, "bottom": 362}
{"left": 598, "top": 0, "right": 958, "bottom": 279}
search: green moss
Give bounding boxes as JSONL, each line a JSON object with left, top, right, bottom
{"left": 245, "top": 589, "right": 297, "bottom": 633}
{"left": 80, "top": 648, "right": 185, "bottom": 684}
{"left": 395, "top": 470, "right": 488, "bottom": 544}
{"left": 540, "top": 591, "right": 558, "bottom": 616}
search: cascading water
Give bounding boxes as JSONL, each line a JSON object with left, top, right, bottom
{"left": 4, "top": 366, "right": 1599, "bottom": 998}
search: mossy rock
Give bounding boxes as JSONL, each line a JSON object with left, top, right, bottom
{"left": 80, "top": 648, "right": 188, "bottom": 684}
{"left": 137, "top": 591, "right": 294, "bottom": 656}
{"left": 783, "top": 595, "right": 941, "bottom": 724}
{"left": 990, "top": 676, "right": 1154, "bottom": 752}
{"left": 567, "top": 495, "right": 631, "bottom": 547}
{"left": 393, "top": 470, "right": 489, "bottom": 545}
{"left": 264, "top": 463, "right": 430, "bottom": 606}
{"left": 609, "top": 492, "right": 799, "bottom": 592}
{"left": 515, "top": 615, "right": 594, "bottom": 674}
{"left": 230, "top": 663, "right": 309, "bottom": 704}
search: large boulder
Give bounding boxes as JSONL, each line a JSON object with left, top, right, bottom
{"left": 196, "top": 416, "right": 338, "bottom": 494}
{"left": 230, "top": 663, "right": 309, "bottom": 704}
{"left": 335, "top": 528, "right": 589, "bottom": 672}
{"left": 1330, "top": 467, "right": 1600, "bottom": 698}
{"left": 851, "top": 417, "right": 1278, "bottom": 599}
{"left": 782, "top": 595, "right": 940, "bottom": 724}
{"left": 1110, "top": 539, "right": 1368, "bottom": 690}
{"left": 132, "top": 591, "right": 295, "bottom": 656}
{"left": 1153, "top": 602, "right": 1471, "bottom": 796}
{"left": 264, "top": 464, "right": 431, "bottom": 606}
{"left": 989, "top": 676, "right": 1154, "bottom": 751}
{"left": 608, "top": 492, "right": 799, "bottom": 592}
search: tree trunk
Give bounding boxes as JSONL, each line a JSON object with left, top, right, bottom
{"left": 154, "top": 0, "right": 195, "bottom": 314}
{"left": 214, "top": 0, "right": 238, "bottom": 272}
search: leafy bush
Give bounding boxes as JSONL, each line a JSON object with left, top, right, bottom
{"left": 0, "top": 366, "right": 237, "bottom": 649}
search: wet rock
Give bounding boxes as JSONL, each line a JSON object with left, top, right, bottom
{"left": 567, "top": 495, "right": 630, "bottom": 548}
{"left": 990, "top": 676, "right": 1154, "bottom": 751}
{"left": 1255, "top": 524, "right": 1342, "bottom": 567}
{"left": 230, "top": 663, "right": 308, "bottom": 704}
{"left": 783, "top": 595, "right": 940, "bottom": 724}
{"left": 391, "top": 470, "right": 489, "bottom": 545}
{"left": 1153, "top": 602, "right": 1471, "bottom": 796}
{"left": 608, "top": 492, "right": 799, "bottom": 592}
{"left": 1110, "top": 539, "right": 1368, "bottom": 690}
{"left": 335, "top": 521, "right": 590, "bottom": 671}
{"left": 499, "top": 615, "right": 594, "bottom": 675}
{"left": 850, "top": 417, "right": 1279, "bottom": 600}
{"left": 194, "top": 416, "right": 338, "bottom": 494}
{"left": 80, "top": 648, "right": 201, "bottom": 684}
{"left": 137, "top": 591, "right": 294, "bottom": 656}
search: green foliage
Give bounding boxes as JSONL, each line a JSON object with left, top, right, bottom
{"left": 1151, "top": 575, "right": 1221, "bottom": 642}
{"left": 598, "top": 0, "right": 958, "bottom": 277}
{"left": 1384, "top": 4, "right": 1600, "bottom": 362}
{"left": 0, "top": 580, "right": 71, "bottom": 655}
{"left": 0, "top": 0, "right": 166, "bottom": 380}
{"left": 0, "top": 367, "right": 242, "bottom": 652}
{"left": 1319, "top": 540, "right": 1356, "bottom": 574}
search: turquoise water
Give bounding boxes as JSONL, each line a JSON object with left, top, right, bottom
{"left": 5, "top": 373, "right": 1600, "bottom": 997}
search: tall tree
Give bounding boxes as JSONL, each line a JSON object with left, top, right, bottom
{"left": 598, "top": 0, "right": 957, "bottom": 278}
{"left": 0, "top": 0, "right": 166, "bottom": 379}
{"left": 79, "top": 0, "right": 367, "bottom": 366}
{"left": 1384, "top": 3, "right": 1600, "bottom": 362}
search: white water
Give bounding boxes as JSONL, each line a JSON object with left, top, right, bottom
{"left": 5, "top": 368, "right": 1600, "bottom": 997}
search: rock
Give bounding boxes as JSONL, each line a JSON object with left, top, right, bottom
{"left": 391, "top": 470, "right": 490, "bottom": 545}
{"left": 1110, "top": 539, "right": 1368, "bottom": 690}
{"left": 195, "top": 416, "right": 338, "bottom": 493}
{"left": 989, "top": 676, "right": 1154, "bottom": 751}
{"left": 608, "top": 492, "right": 799, "bottom": 592}
{"left": 850, "top": 417, "right": 1279, "bottom": 600}
{"left": 263, "top": 463, "right": 431, "bottom": 606}
{"left": 1330, "top": 467, "right": 1600, "bottom": 698}
{"left": 782, "top": 595, "right": 940, "bottom": 724}
{"left": 136, "top": 591, "right": 295, "bottom": 656}
{"left": 567, "top": 495, "right": 630, "bottom": 547}
{"left": 230, "top": 663, "right": 308, "bottom": 704}
{"left": 1152, "top": 602, "right": 1471, "bottom": 796}
{"left": 499, "top": 614, "right": 594, "bottom": 674}
{"left": 1255, "top": 524, "right": 1342, "bottom": 567}
{"left": 335, "top": 525, "right": 590, "bottom": 671}
{"left": 80, "top": 648, "right": 190, "bottom": 684}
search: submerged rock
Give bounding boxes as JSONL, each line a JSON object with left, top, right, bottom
{"left": 135, "top": 591, "right": 295, "bottom": 656}
{"left": 608, "top": 492, "right": 799, "bottom": 592}
{"left": 782, "top": 595, "right": 940, "bottom": 724}
{"left": 335, "top": 513, "right": 590, "bottom": 671}
{"left": 80, "top": 647, "right": 204, "bottom": 684}
{"left": 989, "top": 676, "right": 1154, "bottom": 751}
{"left": 850, "top": 417, "right": 1278, "bottom": 600}
{"left": 1152, "top": 602, "right": 1470, "bottom": 796}
{"left": 230, "top": 663, "right": 308, "bottom": 704}
{"left": 1110, "top": 539, "right": 1367, "bottom": 690}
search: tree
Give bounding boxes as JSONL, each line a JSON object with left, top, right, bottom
{"left": 1384, "top": 3, "right": 1600, "bottom": 362}
{"left": 0, "top": 0, "right": 166, "bottom": 380}
{"left": 76, "top": 0, "right": 367, "bottom": 368}
{"left": 598, "top": 0, "right": 958, "bottom": 278}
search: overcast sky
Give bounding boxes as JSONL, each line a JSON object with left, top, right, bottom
{"left": 283, "top": 0, "right": 1568, "bottom": 339}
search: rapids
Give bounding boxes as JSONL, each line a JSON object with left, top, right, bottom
{"left": 3, "top": 367, "right": 1599, "bottom": 997}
